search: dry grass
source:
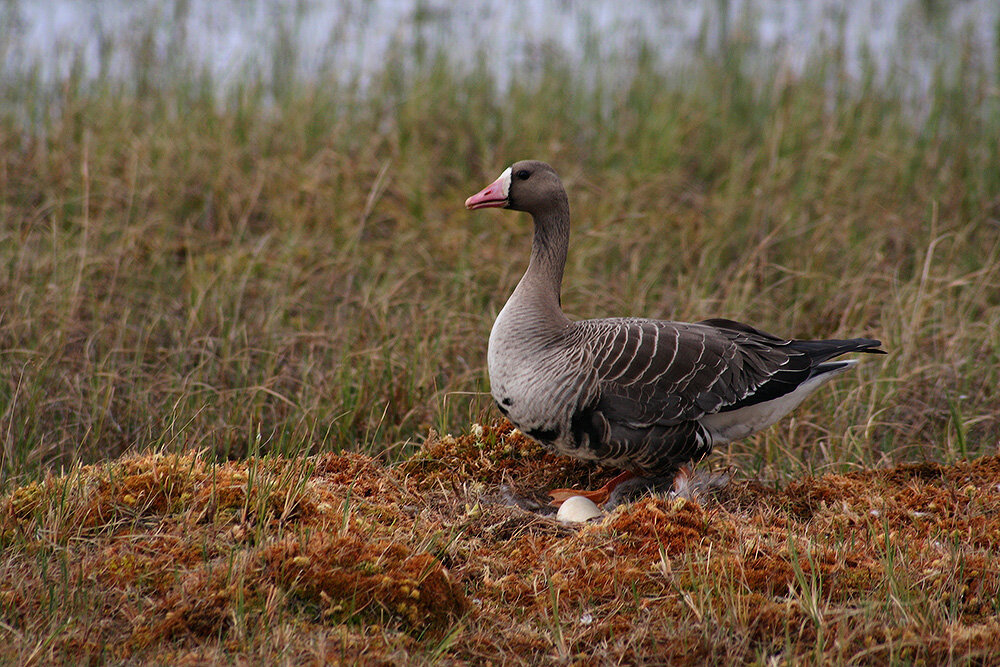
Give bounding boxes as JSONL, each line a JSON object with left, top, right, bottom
{"left": 2, "top": 16, "right": 1000, "bottom": 664}
{"left": 2, "top": 37, "right": 999, "bottom": 487}
{"left": 1, "top": 421, "right": 998, "bottom": 664}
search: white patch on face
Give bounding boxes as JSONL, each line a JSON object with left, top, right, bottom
{"left": 498, "top": 167, "right": 512, "bottom": 198}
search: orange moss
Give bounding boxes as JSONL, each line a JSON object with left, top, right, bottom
{"left": 262, "top": 533, "right": 466, "bottom": 631}
{"left": 143, "top": 565, "right": 243, "bottom": 641}
{"left": 2, "top": 436, "right": 1000, "bottom": 664}
{"left": 607, "top": 496, "right": 709, "bottom": 557}
{"left": 402, "top": 420, "right": 607, "bottom": 495}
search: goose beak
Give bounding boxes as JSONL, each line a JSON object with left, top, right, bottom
{"left": 465, "top": 167, "right": 512, "bottom": 210}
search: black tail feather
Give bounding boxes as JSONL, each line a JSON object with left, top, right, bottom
{"left": 719, "top": 336, "right": 884, "bottom": 413}
{"left": 788, "top": 337, "right": 886, "bottom": 365}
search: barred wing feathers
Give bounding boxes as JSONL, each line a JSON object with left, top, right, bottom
{"left": 568, "top": 317, "right": 882, "bottom": 474}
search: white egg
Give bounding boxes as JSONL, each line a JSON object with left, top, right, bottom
{"left": 556, "top": 495, "right": 603, "bottom": 523}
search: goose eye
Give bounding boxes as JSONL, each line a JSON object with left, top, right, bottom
{"left": 515, "top": 169, "right": 530, "bottom": 180}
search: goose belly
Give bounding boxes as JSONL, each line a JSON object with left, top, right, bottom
{"left": 699, "top": 363, "right": 854, "bottom": 443}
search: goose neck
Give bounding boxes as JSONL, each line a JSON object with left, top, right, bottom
{"left": 524, "top": 203, "right": 570, "bottom": 300}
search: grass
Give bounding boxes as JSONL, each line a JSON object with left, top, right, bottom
{"left": 0, "top": 424, "right": 998, "bottom": 664}
{"left": 1, "top": 8, "right": 1000, "bottom": 663}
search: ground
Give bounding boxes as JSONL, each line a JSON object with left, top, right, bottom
{"left": 1, "top": 421, "right": 998, "bottom": 665}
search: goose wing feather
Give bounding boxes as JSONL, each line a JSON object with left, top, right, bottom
{"left": 576, "top": 317, "right": 798, "bottom": 428}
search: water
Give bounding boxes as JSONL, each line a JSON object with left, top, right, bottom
{"left": 2, "top": 0, "right": 997, "bottom": 100}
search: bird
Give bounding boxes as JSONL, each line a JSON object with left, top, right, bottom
{"left": 465, "top": 160, "right": 885, "bottom": 508}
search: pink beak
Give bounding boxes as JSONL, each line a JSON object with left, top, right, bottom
{"left": 465, "top": 171, "right": 510, "bottom": 210}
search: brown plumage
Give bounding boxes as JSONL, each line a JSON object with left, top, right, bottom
{"left": 466, "top": 160, "right": 884, "bottom": 506}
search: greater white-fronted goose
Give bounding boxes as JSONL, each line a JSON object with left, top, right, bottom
{"left": 466, "top": 160, "right": 885, "bottom": 507}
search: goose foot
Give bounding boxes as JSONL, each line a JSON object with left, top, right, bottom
{"left": 603, "top": 465, "right": 733, "bottom": 510}
{"left": 548, "top": 470, "right": 636, "bottom": 507}
{"left": 603, "top": 471, "right": 683, "bottom": 510}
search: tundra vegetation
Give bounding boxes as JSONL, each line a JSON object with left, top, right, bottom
{"left": 1, "top": 10, "right": 999, "bottom": 664}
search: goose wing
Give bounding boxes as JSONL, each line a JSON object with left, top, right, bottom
{"left": 578, "top": 318, "right": 801, "bottom": 428}
{"left": 563, "top": 318, "right": 804, "bottom": 472}
{"left": 567, "top": 317, "right": 883, "bottom": 473}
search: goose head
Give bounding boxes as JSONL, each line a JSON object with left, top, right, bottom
{"left": 465, "top": 160, "right": 566, "bottom": 215}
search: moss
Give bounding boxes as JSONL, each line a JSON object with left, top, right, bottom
{"left": 1, "top": 437, "right": 1000, "bottom": 662}
{"left": 261, "top": 533, "right": 466, "bottom": 632}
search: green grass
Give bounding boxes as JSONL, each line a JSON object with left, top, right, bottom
{"left": 2, "top": 21, "right": 1000, "bottom": 495}
{"left": 1, "top": 10, "right": 999, "bottom": 490}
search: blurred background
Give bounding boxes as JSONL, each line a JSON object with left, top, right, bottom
{"left": 6, "top": 1, "right": 998, "bottom": 102}
{"left": 2, "top": 0, "right": 999, "bottom": 487}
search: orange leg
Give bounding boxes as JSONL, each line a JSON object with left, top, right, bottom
{"left": 548, "top": 470, "right": 636, "bottom": 507}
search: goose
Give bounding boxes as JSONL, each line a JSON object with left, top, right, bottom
{"left": 465, "top": 160, "right": 885, "bottom": 508}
